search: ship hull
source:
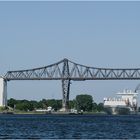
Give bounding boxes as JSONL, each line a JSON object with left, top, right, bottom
{"left": 104, "top": 106, "right": 130, "bottom": 115}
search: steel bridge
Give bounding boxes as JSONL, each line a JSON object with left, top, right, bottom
{"left": 4, "top": 58, "right": 140, "bottom": 111}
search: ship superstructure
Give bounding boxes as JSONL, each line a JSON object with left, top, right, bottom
{"left": 103, "top": 89, "right": 138, "bottom": 115}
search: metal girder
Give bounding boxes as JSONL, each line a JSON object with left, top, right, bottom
{"left": 5, "top": 58, "right": 140, "bottom": 81}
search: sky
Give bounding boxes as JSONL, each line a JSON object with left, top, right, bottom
{"left": 0, "top": 1, "right": 140, "bottom": 103}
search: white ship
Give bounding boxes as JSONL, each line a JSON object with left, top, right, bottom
{"left": 103, "top": 89, "right": 138, "bottom": 115}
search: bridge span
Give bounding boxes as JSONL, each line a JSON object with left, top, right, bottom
{"left": 1, "top": 58, "right": 140, "bottom": 111}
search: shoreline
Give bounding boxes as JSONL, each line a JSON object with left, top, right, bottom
{"left": 0, "top": 110, "right": 139, "bottom": 115}
{"left": 0, "top": 110, "right": 107, "bottom": 115}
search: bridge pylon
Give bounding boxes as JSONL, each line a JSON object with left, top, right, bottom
{"left": 61, "top": 59, "right": 70, "bottom": 112}
{"left": 0, "top": 77, "right": 7, "bottom": 107}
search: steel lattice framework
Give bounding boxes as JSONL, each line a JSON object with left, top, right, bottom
{"left": 5, "top": 58, "right": 140, "bottom": 80}
{"left": 4, "top": 58, "right": 140, "bottom": 110}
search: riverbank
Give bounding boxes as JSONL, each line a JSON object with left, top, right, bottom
{"left": 1, "top": 110, "right": 140, "bottom": 115}
{"left": 0, "top": 110, "right": 107, "bottom": 115}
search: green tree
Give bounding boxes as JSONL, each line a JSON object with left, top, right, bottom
{"left": 92, "top": 102, "right": 98, "bottom": 112}
{"left": 97, "top": 103, "right": 104, "bottom": 112}
{"left": 76, "top": 94, "right": 93, "bottom": 112}
{"left": 69, "top": 100, "right": 75, "bottom": 109}
{"left": 40, "top": 99, "right": 47, "bottom": 109}
{"left": 15, "top": 100, "right": 34, "bottom": 111}
{"left": 56, "top": 100, "right": 62, "bottom": 110}
{"left": 8, "top": 98, "right": 17, "bottom": 108}
{"left": 30, "top": 100, "right": 38, "bottom": 109}
{"left": 37, "top": 101, "right": 44, "bottom": 109}
{"left": 46, "top": 99, "right": 62, "bottom": 111}
{"left": 46, "top": 99, "right": 57, "bottom": 110}
{"left": 15, "top": 103, "right": 28, "bottom": 111}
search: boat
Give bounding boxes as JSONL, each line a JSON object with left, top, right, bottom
{"left": 103, "top": 89, "right": 138, "bottom": 115}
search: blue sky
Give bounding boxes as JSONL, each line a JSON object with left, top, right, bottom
{"left": 0, "top": 1, "right": 140, "bottom": 103}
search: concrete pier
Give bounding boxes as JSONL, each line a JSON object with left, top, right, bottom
{"left": 0, "top": 78, "right": 7, "bottom": 106}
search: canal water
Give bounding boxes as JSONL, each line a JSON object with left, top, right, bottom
{"left": 0, "top": 114, "right": 140, "bottom": 139}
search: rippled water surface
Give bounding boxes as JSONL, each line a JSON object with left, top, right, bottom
{"left": 0, "top": 114, "right": 140, "bottom": 139}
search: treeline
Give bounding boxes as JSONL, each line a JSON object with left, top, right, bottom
{"left": 8, "top": 98, "right": 62, "bottom": 111}
{"left": 8, "top": 94, "right": 104, "bottom": 112}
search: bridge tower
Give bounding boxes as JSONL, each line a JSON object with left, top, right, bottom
{"left": 0, "top": 77, "right": 7, "bottom": 107}
{"left": 61, "top": 59, "right": 70, "bottom": 111}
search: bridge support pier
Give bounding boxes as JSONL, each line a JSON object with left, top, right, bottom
{"left": 61, "top": 79, "right": 70, "bottom": 112}
{"left": 61, "top": 59, "right": 70, "bottom": 112}
{"left": 0, "top": 78, "right": 7, "bottom": 107}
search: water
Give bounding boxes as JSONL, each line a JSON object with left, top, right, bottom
{"left": 0, "top": 114, "right": 140, "bottom": 139}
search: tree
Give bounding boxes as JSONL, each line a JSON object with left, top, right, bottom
{"left": 15, "top": 102, "right": 28, "bottom": 111}
{"left": 69, "top": 100, "right": 75, "bottom": 109}
{"left": 97, "top": 103, "right": 104, "bottom": 112}
{"left": 92, "top": 102, "right": 98, "bottom": 112}
{"left": 40, "top": 99, "right": 47, "bottom": 108}
{"left": 15, "top": 100, "right": 34, "bottom": 111}
{"left": 30, "top": 100, "right": 39, "bottom": 109}
{"left": 46, "top": 99, "right": 57, "bottom": 110}
{"left": 56, "top": 100, "right": 62, "bottom": 110}
{"left": 76, "top": 94, "right": 93, "bottom": 112}
{"left": 46, "top": 99, "right": 62, "bottom": 111}
{"left": 8, "top": 98, "right": 17, "bottom": 108}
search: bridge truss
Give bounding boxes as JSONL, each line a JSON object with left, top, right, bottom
{"left": 5, "top": 58, "right": 140, "bottom": 110}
